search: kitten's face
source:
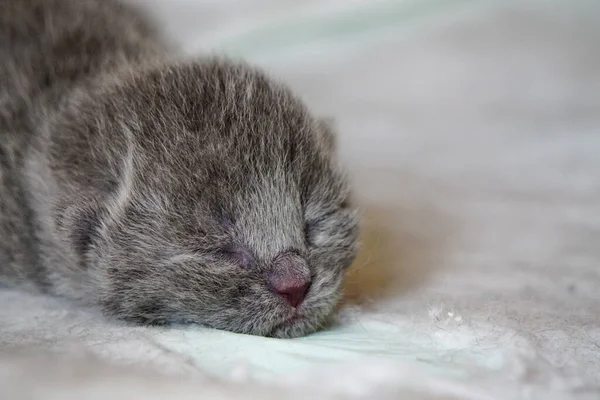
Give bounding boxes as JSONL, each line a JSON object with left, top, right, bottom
{"left": 52, "top": 61, "right": 359, "bottom": 338}
{"left": 95, "top": 149, "right": 358, "bottom": 338}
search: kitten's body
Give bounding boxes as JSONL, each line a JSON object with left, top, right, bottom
{"left": 0, "top": 0, "right": 358, "bottom": 338}
{"left": 0, "top": 0, "right": 166, "bottom": 291}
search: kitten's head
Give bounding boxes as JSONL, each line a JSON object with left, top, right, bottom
{"left": 49, "top": 59, "right": 359, "bottom": 338}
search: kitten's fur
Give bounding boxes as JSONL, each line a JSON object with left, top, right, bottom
{"left": 0, "top": 0, "right": 359, "bottom": 338}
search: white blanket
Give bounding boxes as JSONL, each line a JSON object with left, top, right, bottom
{"left": 2, "top": 0, "right": 600, "bottom": 399}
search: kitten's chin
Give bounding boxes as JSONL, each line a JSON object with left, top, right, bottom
{"left": 269, "top": 318, "right": 312, "bottom": 339}
{"left": 266, "top": 311, "right": 332, "bottom": 339}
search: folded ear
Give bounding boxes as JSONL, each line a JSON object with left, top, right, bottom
{"left": 315, "top": 117, "right": 337, "bottom": 155}
{"left": 70, "top": 204, "right": 103, "bottom": 257}
{"left": 55, "top": 198, "right": 105, "bottom": 261}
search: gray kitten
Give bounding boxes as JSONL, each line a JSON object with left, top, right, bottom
{"left": 0, "top": 0, "right": 359, "bottom": 338}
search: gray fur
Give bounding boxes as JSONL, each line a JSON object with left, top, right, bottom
{"left": 0, "top": 0, "right": 359, "bottom": 338}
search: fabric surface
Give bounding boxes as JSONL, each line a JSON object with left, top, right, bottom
{"left": 2, "top": 0, "right": 600, "bottom": 399}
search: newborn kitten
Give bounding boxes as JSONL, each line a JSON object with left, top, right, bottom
{"left": 0, "top": 0, "right": 359, "bottom": 338}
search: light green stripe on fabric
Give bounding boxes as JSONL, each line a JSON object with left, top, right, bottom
{"left": 215, "top": 0, "right": 476, "bottom": 57}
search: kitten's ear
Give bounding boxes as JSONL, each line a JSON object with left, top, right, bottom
{"left": 315, "top": 117, "right": 337, "bottom": 155}
{"left": 57, "top": 200, "right": 105, "bottom": 260}
{"left": 71, "top": 205, "right": 103, "bottom": 257}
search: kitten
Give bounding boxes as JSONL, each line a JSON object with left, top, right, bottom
{"left": 0, "top": 0, "right": 359, "bottom": 338}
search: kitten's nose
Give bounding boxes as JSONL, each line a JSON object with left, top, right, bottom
{"left": 268, "top": 252, "right": 311, "bottom": 308}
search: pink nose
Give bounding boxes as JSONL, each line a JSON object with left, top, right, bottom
{"left": 268, "top": 252, "right": 311, "bottom": 308}
{"left": 271, "top": 279, "right": 310, "bottom": 308}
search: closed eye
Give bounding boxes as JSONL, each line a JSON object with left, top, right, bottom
{"left": 304, "top": 222, "right": 313, "bottom": 246}
{"left": 304, "top": 203, "right": 357, "bottom": 247}
{"left": 220, "top": 243, "right": 255, "bottom": 268}
{"left": 339, "top": 198, "right": 351, "bottom": 210}
{"left": 304, "top": 212, "right": 333, "bottom": 247}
